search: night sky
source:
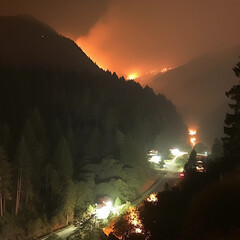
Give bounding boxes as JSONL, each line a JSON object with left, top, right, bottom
{"left": 0, "top": 0, "right": 239, "bottom": 79}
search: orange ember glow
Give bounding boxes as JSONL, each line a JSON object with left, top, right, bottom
{"left": 127, "top": 73, "right": 139, "bottom": 80}
{"left": 189, "top": 129, "right": 196, "bottom": 135}
{"left": 190, "top": 137, "right": 196, "bottom": 146}
{"left": 103, "top": 219, "right": 116, "bottom": 236}
{"left": 189, "top": 128, "right": 197, "bottom": 147}
{"left": 161, "top": 67, "right": 172, "bottom": 73}
{"left": 146, "top": 193, "right": 158, "bottom": 203}
{"left": 126, "top": 207, "right": 144, "bottom": 234}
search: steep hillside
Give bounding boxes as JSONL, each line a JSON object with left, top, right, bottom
{"left": 150, "top": 47, "right": 240, "bottom": 145}
{"left": 0, "top": 16, "right": 187, "bottom": 239}
{"left": 0, "top": 15, "right": 99, "bottom": 72}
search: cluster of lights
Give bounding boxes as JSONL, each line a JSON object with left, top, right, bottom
{"left": 161, "top": 67, "right": 171, "bottom": 73}
{"left": 146, "top": 193, "right": 158, "bottom": 203}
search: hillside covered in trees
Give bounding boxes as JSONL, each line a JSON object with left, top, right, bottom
{"left": 109, "top": 60, "right": 240, "bottom": 240}
{"left": 0, "top": 16, "right": 187, "bottom": 239}
{"left": 150, "top": 47, "right": 240, "bottom": 146}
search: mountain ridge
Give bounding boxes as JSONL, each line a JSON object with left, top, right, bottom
{"left": 0, "top": 15, "right": 100, "bottom": 73}
{"left": 150, "top": 46, "right": 240, "bottom": 145}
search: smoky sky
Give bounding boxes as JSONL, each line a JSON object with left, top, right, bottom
{"left": 77, "top": 0, "right": 240, "bottom": 78}
{"left": 0, "top": 0, "right": 109, "bottom": 38}
{"left": 0, "top": 0, "right": 240, "bottom": 78}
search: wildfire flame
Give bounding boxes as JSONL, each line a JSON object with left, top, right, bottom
{"left": 190, "top": 137, "right": 196, "bottom": 146}
{"left": 127, "top": 73, "right": 138, "bottom": 80}
{"left": 189, "top": 129, "right": 196, "bottom": 135}
{"left": 146, "top": 193, "right": 158, "bottom": 203}
{"left": 189, "top": 129, "right": 197, "bottom": 147}
{"left": 126, "top": 207, "right": 143, "bottom": 233}
{"left": 161, "top": 67, "right": 171, "bottom": 73}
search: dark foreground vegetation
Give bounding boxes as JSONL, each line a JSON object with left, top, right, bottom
{"left": 0, "top": 16, "right": 187, "bottom": 239}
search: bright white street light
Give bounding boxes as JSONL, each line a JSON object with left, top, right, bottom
{"left": 148, "top": 155, "right": 161, "bottom": 163}
{"left": 95, "top": 201, "right": 113, "bottom": 219}
{"left": 170, "top": 148, "right": 180, "bottom": 156}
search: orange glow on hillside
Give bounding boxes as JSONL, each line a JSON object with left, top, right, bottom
{"left": 127, "top": 73, "right": 139, "bottom": 80}
{"left": 103, "top": 219, "right": 116, "bottom": 236}
{"left": 76, "top": 37, "right": 109, "bottom": 71}
{"left": 161, "top": 67, "right": 172, "bottom": 73}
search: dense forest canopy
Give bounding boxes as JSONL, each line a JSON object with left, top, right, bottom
{"left": 0, "top": 16, "right": 187, "bottom": 239}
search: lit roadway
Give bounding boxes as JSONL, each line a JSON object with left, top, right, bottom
{"left": 38, "top": 225, "right": 78, "bottom": 240}
{"left": 37, "top": 158, "right": 183, "bottom": 239}
{"left": 132, "top": 169, "right": 181, "bottom": 206}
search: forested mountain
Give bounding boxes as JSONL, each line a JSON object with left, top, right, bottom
{"left": 0, "top": 15, "right": 99, "bottom": 72}
{"left": 0, "top": 16, "right": 187, "bottom": 239}
{"left": 150, "top": 47, "right": 240, "bottom": 146}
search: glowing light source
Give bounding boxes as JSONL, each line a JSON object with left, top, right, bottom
{"left": 170, "top": 148, "right": 180, "bottom": 156}
{"left": 146, "top": 193, "right": 158, "bottom": 203}
{"left": 126, "top": 207, "right": 143, "bottom": 234}
{"left": 95, "top": 200, "right": 113, "bottom": 219}
{"left": 180, "top": 172, "right": 185, "bottom": 178}
{"left": 127, "top": 73, "right": 138, "bottom": 80}
{"left": 189, "top": 129, "right": 196, "bottom": 135}
{"left": 161, "top": 67, "right": 171, "bottom": 73}
{"left": 167, "top": 149, "right": 187, "bottom": 164}
{"left": 148, "top": 155, "right": 161, "bottom": 163}
{"left": 135, "top": 228, "right": 142, "bottom": 233}
{"left": 189, "top": 129, "right": 197, "bottom": 147}
{"left": 190, "top": 137, "right": 196, "bottom": 146}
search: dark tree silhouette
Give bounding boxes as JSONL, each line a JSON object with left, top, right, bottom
{"left": 184, "top": 148, "right": 197, "bottom": 172}
{"left": 0, "top": 146, "right": 11, "bottom": 216}
{"left": 223, "top": 59, "right": 240, "bottom": 170}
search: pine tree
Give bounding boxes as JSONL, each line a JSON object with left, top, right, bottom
{"left": 30, "top": 108, "right": 48, "bottom": 147}
{"left": 23, "top": 119, "right": 45, "bottom": 176}
{"left": 0, "top": 123, "right": 13, "bottom": 158}
{"left": 54, "top": 136, "right": 73, "bottom": 181}
{"left": 223, "top": 60, "right": 240, "bottom": 170}
{"left": 184, "top": 149, "right": 197, "bottom": 172}
{"left": 84, "top": 127, "right": 102, "bottom": 159}
{"left": 211, "top": 138, "right": 223, "bottom": 159}
{"left": 65, "top": 125, "right": 77, "bottom": 158}
{"left": 50, "top": 118, "right": 63, "bottom": 148}
{"left": 0, "top": 146, "right": 12, "bottom": 216}
{"left": 15, "top": 137, "right": 33, "bottom": 214}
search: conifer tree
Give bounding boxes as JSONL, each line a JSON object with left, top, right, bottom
{"left": 65, "top": 125, "right": 77, "bottom": 158}
{"left": 184, "top": 148, "right": 197, "bottom": 172}
{"left": 51, "top": 118, "right": 63, "bottom": 148}
{"left": 223, "top": 60, "right": 240, "bottom": 170}
{"left": 30, "top": 108, "right": 47, "bottom": 147}
{"left": 0, "top": 146, "right": 12, "bottom": 216}
{"left": 211, "top": 138, "right": 223, "bottom": 159}
{"left": 23, "top": 119, "right": 45, "bottom": 174}
{"left": 0, "top": 123, "right": 13, "bottom": 158}
{"left": 15, "top": 137, "right": 33, "bottom": 214}
{"left": 54, "top": 136, "right": 73, "bottom": 181}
